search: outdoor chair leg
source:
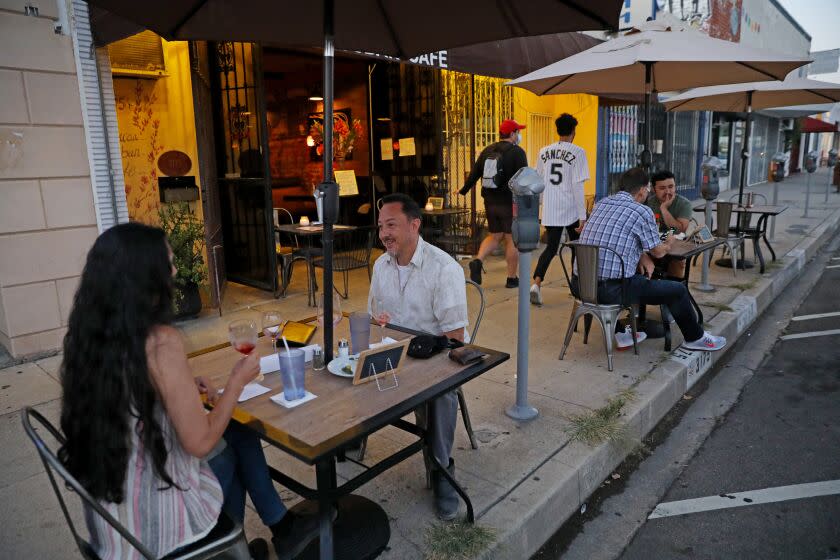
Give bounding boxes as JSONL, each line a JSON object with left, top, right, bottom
{"left": 583, "top": 314, "right": 593, "bottom": 344}
{"left": 595, "top": 310, "right": 618, "bottom": 372}
{"left": 559, "top": 305, "right": 582, "bottom": 360}
{"left": 763, "top": 234, "right": 776, "bottom": 261}
{"left": 356, "top": 437, "right": 367, "bottom": 462}
{"left": 661, "top": 305, "right": 673, "bottom": 352}
{"left": 629, "top": 306, "right": 640, "bottom": 356}
{"left": 229, "top": 532, "right": 252, "bottom": 560}
{"left": 457, "top": 387, "right": 478, "bottom": 450}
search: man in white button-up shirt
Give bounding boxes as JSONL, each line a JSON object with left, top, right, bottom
{"left": 368, "top": 193, "right": 468, "bottom": 520}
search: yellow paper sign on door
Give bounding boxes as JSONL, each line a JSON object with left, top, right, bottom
{"left": 399, "top": 137, "right": 416, "bottom": 157}
{"left": 334, "top": 169, "right": 359, "bottom": 196}
{"left": 380, "top": 138, "right": 394, "bottom": 161}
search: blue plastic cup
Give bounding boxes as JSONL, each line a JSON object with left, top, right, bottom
{"left": 278, "top": 349, "right": 306, "bottom": 401}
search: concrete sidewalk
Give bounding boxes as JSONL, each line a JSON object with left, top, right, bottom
{"left": 1, "top": 168, "right": 838, "bottom": 560}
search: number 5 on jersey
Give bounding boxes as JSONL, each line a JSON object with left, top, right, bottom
{"left": 549, "top": 162, "right": 563, "bottom": 185}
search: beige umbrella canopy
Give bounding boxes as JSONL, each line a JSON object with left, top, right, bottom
{"left": 662, "top": 77, "right": 840, "bottom": 204}
{"left": 663, "top": 78, "right": 840, "bottom": 112}
{"left": 507, "top": 19, "right": 810, "bottom": 169}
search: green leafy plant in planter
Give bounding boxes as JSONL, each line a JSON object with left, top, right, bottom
{"left": 158, "top": 202, "right": 207, "bottom": 318}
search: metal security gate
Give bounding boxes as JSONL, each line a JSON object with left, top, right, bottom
{"left": 669, "top": 111, "right": 700, "bottom": 199}
{"left": 211, "top": 42, "right": 276, "bottom": 291}
{"left": 596, "top": 105, "right": 639, "bottom": 197}
{"left": 748, "top": 114, "right": 770, "bottom": 186}
{"left": 440, "top": 71, "right": 513, "bottom": 253}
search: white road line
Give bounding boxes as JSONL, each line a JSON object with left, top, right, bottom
{"left": 791, "top": 311, "right": 840, "bottom": 321}
{"left": 780, "top": 329, "right": 840, "bottom": 341}
{"left": 831, "top": 257, "right": 840, "bottom": 261}
{"left": 649, "top": 480, "right": 840, "bottom": 520}
{"left": 828, "top": 265, "right": 840, "bottom": 269}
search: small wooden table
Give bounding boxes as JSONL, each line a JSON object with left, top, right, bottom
{"left": 189, "top": 319, "right": 509, "bottom": 560}
{"left": 274, "top": 224, "right": 357, "bottom": 306}
{"left": 421, "top": 206, "right": 471, "bottom": 256}
{"left": 692, "top": 203, "right": 787, "bottom": 273}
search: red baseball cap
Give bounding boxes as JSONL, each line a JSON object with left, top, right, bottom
{"left": 499, "top": 119, "right": 526, "bottom": 136}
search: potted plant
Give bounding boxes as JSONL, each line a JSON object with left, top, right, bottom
{"left": 158, "top": 202, "right": 207, "bottom": 318}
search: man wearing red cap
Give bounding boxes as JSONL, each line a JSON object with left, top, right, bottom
{"left": 460, "top": 119, "right": 528, "bottom": 287}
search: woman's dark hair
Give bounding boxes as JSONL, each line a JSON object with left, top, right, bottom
{"left": 59, "top": 222, "right": 177, "bottom": 503}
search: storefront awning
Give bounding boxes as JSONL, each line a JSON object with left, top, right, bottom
{"left": 801, "top": 116, "right": 838, "bottom": 134}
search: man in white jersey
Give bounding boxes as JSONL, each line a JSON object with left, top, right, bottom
{"left": 530, "top": 113, "right": 590, "bottom": 306}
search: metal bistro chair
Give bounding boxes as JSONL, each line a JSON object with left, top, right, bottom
{"left": 728, "top": 192, "right": 773, "bottom": 264}
{"left": 312, "top": 225, "right": 376, "bottom": 299}
{"left": 273, "top": 208, "right": 309, "bottom": 299}
{"left": 714, "top": 201, "right": 745, "bottom": 276}
{"left": 558, "top": 243, "right": 640, "bottom": 372}
{"left": 21, "top": 407, "right": 251, "bottom": 560}
{"left": 357, "top": 280, "right": 484, "bottom": 477}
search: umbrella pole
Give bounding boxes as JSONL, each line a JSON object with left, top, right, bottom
{"left": 641, "top": 62, "right": 653, "bottom": 172}
{"left": 738, "top": 91, "right": 753, "bottom": 207}
{"left": 319, "top": 0, "right": 339, "bottom": 366}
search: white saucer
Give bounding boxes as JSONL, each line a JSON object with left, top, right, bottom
{"left": 327, "top": 356, "right": 357, "bottom": 378}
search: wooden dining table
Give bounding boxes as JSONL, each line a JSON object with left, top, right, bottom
{"left": 188, "top": 317, "right": 509, "bottom": 560}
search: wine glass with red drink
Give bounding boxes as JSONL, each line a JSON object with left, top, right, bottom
{"left": 229, "top": 318, "right": 262, "bottom": 382}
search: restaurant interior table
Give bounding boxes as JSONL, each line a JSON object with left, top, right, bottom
{"left": 188, "top": 318, "right": 509, "bottom": 560}
{"left": 692, "top": 203, "right": 787, "bottom": 273}
{"left": 645, "top": 237, "right": 725, "bottom": 350}
{"left": 421, "top": 206, "right": 471, "bottom": 256}
{"left": 275, "top": 223, "right": 356, "bottom": 306}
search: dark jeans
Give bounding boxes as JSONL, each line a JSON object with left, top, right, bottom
{"left": 533, "top": 224, "right": 579, "bottom": 282}
{"left": 596, "top": 275, "right": 704, "bottom": 343}
{"left": 208, "top": 422, "right": 287, "bottom": 526}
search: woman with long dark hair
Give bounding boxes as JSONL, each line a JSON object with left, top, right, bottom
{"left": 59, "top": 223, "right": 314, "bottom": 560}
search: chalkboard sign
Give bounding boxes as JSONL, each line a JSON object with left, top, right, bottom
{"left": 353, "top": 339, "right": 410, "bottom": 386}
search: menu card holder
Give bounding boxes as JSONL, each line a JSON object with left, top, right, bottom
{"left": 370, "top": 358, "right": 399, "bottom": 392}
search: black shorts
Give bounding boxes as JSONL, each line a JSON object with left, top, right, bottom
{"left": 485, "top": 200, "right": 513, "bottom": 234}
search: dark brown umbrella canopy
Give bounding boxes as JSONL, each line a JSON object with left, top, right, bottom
{"left": 85, "top": 0, "right": 622, "bottom": 55}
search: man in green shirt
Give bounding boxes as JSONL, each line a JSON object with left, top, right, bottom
{"left": 647, "top": 170, "right": 693, "bottom": 278}
{"left": 646, "top": 170, "right": 693, "bottom": 233}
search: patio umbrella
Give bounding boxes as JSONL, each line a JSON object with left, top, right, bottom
{"left": 507, "top": 18, "right": 810, "bottom": 171}
{"left": 84, "top": 0, "right": 625, "bottom": 369}
{"left": 663, "top": 77, "right": 840, "bottom": 204}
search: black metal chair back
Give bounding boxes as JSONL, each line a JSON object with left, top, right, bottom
{"left": 21, "top": 407, "right": 249, "bottom": 560}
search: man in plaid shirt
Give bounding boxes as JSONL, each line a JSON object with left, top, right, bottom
{"left": 578, "top": 167, "right": 726, "bottom": 352}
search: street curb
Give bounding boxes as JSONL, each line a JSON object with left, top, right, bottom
{"left": 475, "top": 204, "right": 840, "bottom": 560}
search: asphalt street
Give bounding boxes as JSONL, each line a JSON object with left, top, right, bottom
{"left": 619, "top": 247, "right": 840, "bottom": 560}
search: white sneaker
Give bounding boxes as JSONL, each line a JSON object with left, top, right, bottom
{"left": 615, "top": 326, "right": 647, "bottom": 349}
{"left": 530, "top": 284, "right": 542, "bottom": 306}
{"left": 682, "top": 331, "right": 726, "bottom": 352}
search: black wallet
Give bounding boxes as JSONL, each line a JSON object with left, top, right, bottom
{"left": 448, "top": 346, "right": 485, "bottom": 365}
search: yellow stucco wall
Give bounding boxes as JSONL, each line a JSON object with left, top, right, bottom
{"left": 112, "top": 40, "right": 202, "bottom": 224}
{"left": 513, "top": 91, "right": 599, "bottom": 197}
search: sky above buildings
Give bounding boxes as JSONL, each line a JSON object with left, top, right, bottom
{"left": 777, "top": 0, "right": 840, "bottom": 84}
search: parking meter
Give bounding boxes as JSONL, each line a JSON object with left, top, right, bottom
{"left": 828, "top": 149, "right": 838, "bottom": 168}
{"left": 700, "top": 156, "right": 722, "bottom": 200}
{"left": 508, "top": 167, "right": 545, "bottom": 252}
{"left": 805, "top": 151, "right": 818, "bottom": 174}
{"left": 505, "top": 166, "right": 544, "bottom": 422}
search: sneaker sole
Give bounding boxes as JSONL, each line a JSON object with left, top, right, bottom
{"left": 681, "top": 342, "right": 726, "bottom": 352}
